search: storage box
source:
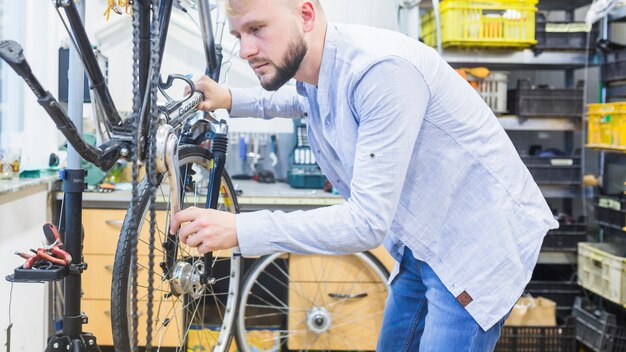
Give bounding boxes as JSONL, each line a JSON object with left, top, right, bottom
{"left": 287, "top": 121, "right": 326, "bottom": 189}
{"left": 421, "top": 0, "right": 538, "bottom": 48}
{"left": 534, "top": 13, "right": 598, "bottom": 51}
{"left": 603, "top": 48, "right": 626, "bottom": 83}
{"left": 577, "top": 242, "right": 626, "bottom": 305}
{"left": 526, "top": 281, "right": 583, "bottom": 320}
{"left": 587, "top": 102, "right": 626, "bottom": 148}
{"left": 541, "top": 223, "right": 587, "bottom": 252}
{"left": 495, "top": 316, "right": 576, "bottom": 352}
{"left": 187, "top": 327, "right": 237, "bottom": 352}
{"left": 509, "top": 79, "right": 584, "bottom": 118}
{"left": 596, "top": 196, "right": 626, "bottom": 229}
{"left": 521, "top": 156, "right": 581, "bottom": 185}
{"left": 573, "top": 296, "right": 618, "bottom": 352}
{"left": 287, "top": 168, "right": 326, "bottom": 189}
{"left": 505, "top": 296, "right": 557, "bottom": 326}
{"left": 186, "top": 327, "right": 280, "bottom": 352}
{"left": 477, "top": 71, "right": 509, "bottom": 114}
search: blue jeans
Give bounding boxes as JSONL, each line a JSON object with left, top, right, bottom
{"left": 377, "top": 248, "right": 508, "bottom": 351}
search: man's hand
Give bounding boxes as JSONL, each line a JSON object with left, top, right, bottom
{"left": 184, "top": 75, "right": 232, "bottom": 112}
{"left": 170, "top": 206, "right": 238, "bottom": 254}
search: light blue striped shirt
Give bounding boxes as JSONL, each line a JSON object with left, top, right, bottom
{"left": 231, "top": 23, "right": 558, "bottom": 330}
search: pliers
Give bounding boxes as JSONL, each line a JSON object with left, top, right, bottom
{"left": 15, "top": 223, "right": 72, "bottom": 269}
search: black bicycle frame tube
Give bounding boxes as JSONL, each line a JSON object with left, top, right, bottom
{"left": 202, "top": 133, "right": 228, "bottom": 282}
{"left": 198, "top": 0, "right": 221, "bottom": 82}
{"left": 59, "top": 0, "right": 122, "bottom": 127}
{"left": 138, "top": 0, "right": 174, "bottom": 110}
{"left": 158, "top": 0, "right": 174, "bottom": 69}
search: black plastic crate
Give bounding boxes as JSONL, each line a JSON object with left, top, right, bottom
{"left": 596, "top": 196, "right": 626, "bottom": 228}
{"left": 542, "top": 225, "right": 588, "bottom": 252}
{"left": 508, "top": 79, "right": 584, "bottom": 118}
{"left": 602, "top": 48, "right": 626, "bottom": 83}
{"left": 526, "top": 281, "right": 583, "bottom": 320}
{"left": 535, "top": 13, "right": 599, "bottom": 51}
{"left": 614, "top": 327, "right": 626, "bottom": 352}
{"left": 521, "top": 156, "right": 581, "bottom": 185}
{"left": 495, "top": 316, "right": 576, "bottom": 352}
{"left": 573, "top": 297, "right": 617, "bottom": 352}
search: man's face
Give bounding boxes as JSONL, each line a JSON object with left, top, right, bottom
{"left": 228, "top": 1, "right": 308, "bottom": 91}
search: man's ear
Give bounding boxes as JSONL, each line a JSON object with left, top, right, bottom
{"left": 300, "top": 1, "right": 316, "bottom": 32}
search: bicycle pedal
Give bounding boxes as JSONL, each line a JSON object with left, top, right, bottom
{"left": 0, "top": 40, "right": 32, "bottom": 78}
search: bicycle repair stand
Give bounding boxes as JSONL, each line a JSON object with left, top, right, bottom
{"left": 6, "top": 169, "right": 101, "bottom": 352}
{"left": 5, "top": 1, "right": 101, "bottom": 350}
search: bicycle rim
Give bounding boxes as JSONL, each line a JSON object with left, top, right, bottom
{"left": 111, "top": 145, "right": 241, "bottom": 352}
{"left": 235, "top": 252, "right": 389, "bottom": 352}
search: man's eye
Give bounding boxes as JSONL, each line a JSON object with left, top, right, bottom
{"left": 251, "top": 26, "right": 260, "bottom": 33}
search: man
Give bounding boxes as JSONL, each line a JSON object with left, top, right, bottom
{"left": 170, "top": 0, "right": 559, "bottom": 350}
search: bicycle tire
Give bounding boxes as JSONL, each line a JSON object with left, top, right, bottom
{"left": 111, "top": 145, "right": 242, "bottom": 352}
{"left": 235, "top": 251, "right": 389, "bottom": 352}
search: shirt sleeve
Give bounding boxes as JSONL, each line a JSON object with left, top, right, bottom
{"left": 229, "top": 85, "right": 308, "bottom": 119}
{"left": 235, "top": 57, "right": 430, "bottom": 256}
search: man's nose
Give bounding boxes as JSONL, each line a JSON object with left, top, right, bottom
{"left": 239, "top": 36, "right": 258, "bottom": 60}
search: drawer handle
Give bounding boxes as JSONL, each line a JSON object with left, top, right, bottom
{"left": 105, "top": 220, "right": 124, "bottom": 226}
{"left": 328, "top": 292, "right": 368, "bottom": 299}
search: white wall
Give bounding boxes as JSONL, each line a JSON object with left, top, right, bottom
{"left": 1, "top": 2, "right": 63, "bottom": 170}
{"left": 0, "top": 187, "right": 50, "bottom": 351}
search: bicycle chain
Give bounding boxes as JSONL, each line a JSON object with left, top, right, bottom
{"left": 146, "top": 0, "right": 162, "bottom": 349}
{"left": 129, "top": 0, "right": 141, "bottom": 350}
{"left": 129, "top": 0, "right": 163, "bottom": 351}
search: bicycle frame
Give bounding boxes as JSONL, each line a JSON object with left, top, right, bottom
{"left": 1, "top": 1, "right": 232, "bottom": 350}
{"left": 0, "top": 0, "right": 226, "bottom": 171}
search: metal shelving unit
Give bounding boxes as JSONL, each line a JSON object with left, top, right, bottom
{"left": 498, "top": 115, "right": 579, "bottom": 131}
{"left": 440, "top": 48, "right": 597, "bottom": 70}
{"left": 418, "top": 0, "right": 596, "bottom": 320}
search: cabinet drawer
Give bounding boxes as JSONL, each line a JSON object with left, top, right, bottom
{"left": 83, "top": 299, "right": 182, "bottom": 347}
{"left": 287, "top": 281, "right": 386, "bottom": 350}
{"left": 82, "top": 209, "right": 167, "bottom": 255}
{"left": 83, "top": 254, "right": 162, "bottom": 301}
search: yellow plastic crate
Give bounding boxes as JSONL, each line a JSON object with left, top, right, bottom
{"left": 421, "top": 0, "right": 538, "bottom": 48}
{"left": 578, "top": 242, "right": 626, "bottom": 306}
{"left": 587, "top": 102, "right": 626, "bottom": 147}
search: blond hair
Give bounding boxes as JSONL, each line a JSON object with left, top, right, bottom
{"left": 224, "top": 0, "right": 322, "bottom": 16}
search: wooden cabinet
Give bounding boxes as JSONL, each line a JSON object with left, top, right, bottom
{"left": 286, "top": 252, "right": 391, "bottom": 351}
{"left": 81, "top": 208, "right": 181, "bottom": 347}
{"left": 80, "top": 206, "right": 397, "bottom": 349}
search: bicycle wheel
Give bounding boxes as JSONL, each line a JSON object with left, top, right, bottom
{"left": 111, "top": 145, "right": 241, "bottom": 352}
{"left": 235, "top": 252, "right": 389, "bottom": 351}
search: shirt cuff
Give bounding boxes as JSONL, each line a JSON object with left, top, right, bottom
{"left": 229, "top": 87, "right": 259, "bottom": 117}
{"left": 236, "top": 211, "right": 274, "bottom": 256}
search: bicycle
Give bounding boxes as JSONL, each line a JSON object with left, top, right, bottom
{"left": 1, "top": 1, "right": 390, "bottom": 351}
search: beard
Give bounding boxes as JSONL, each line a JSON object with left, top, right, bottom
{"left": 255, "top": 34, "right": 307, "bottom": 91}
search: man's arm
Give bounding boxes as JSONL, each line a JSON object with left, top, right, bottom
{"left": 235, "top": 57, "right": 430, "bottom": 256}
{"left": 192, "top": 75, "right": 308, "bottom": 118}
{"left": 229, "top": 85, "right": 308, "bottom": 119}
